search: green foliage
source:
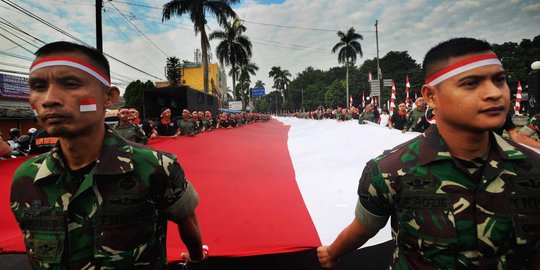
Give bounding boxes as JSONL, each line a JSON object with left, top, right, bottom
{"left": 165, "top": 56, "right": 181, "bottom": 86}
{"left": 210, "top": 18, "right": 252, "bottom": 100}
{"left": 324, "top": 80, "right": 346, "bottom": 108}
{"left": 123, "top": 80, "right": 154, "bottom": 112}
{"left": 493, "top": 35, "right": 540, "bottom": 95}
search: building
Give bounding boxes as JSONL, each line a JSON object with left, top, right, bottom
{"left": 0, "top": 73, "right": 35, "bottom": 138}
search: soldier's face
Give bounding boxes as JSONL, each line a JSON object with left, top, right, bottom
{"left": 424, "top": 51, "right": 509, "bottom": 132}
{"left": 28, "top": 52, "right": 117, "bottom": 137}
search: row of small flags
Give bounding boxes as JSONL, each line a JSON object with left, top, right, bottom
{"left": 365, "top": 71, "right": 524, "bottom": 114}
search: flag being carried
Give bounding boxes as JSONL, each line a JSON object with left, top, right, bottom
{"left": 515, "top": 81, "right": 522, "bottom": 115}
{"left": 368, "top": 70, "right": 372, "bottom": 81}
{"left": 361, "top": 92, "right": 365, "bottom": 108}
{"left": 405, "top": 75, "right": 411, "bottom": 104}
{"left": 390, "top": 81, "right": 396, "bottom": 113}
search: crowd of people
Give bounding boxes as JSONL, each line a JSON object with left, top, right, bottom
{"left": 0, "top": 107, "right": 270, "bottom": 159}
{"left": 3, "top": 37, "right": 540, "bottom": 270}
{"left": 291, "top": 97, "right": 434, "bottom": 133}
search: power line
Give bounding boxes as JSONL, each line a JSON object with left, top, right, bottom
{"left": 107, "top": 0, "right": 161, "bottom": 10}
{"left": 107, "top": 1, "right": 168, "bottom": 57}
{"left": 0, "top": 30, "right": 33, "bottom": 54}
{"left": 0, "top": 51, "right": 34, "bottom": 61}
{"left": 0, "top": 0, "right": 164, "bottom": 80}
{"left": 239, "top": 19, "right": 375, "bottom": 33}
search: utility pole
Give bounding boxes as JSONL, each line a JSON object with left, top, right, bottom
{"left": 96, "top": 0, "right": 103, "bottom": 52}
{"left": 375, "top": 19, "right": 381, "bottom": 105}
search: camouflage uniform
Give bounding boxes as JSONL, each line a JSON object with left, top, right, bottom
{"left": 356, "top": 125, "right": 540, "bottom": 269}
{"left": 404, "top": 108, "right": 430, "bottom": 133}
{"left": 519, "top": 113, "right": 540, "bottom": 137}
{"left": 359, "top": 111, "right": 376, "bottom": 124}
{"left": 112, "top": 122, "right": 148, "bottom": 144}
{"left": 10, "top": 127, "right": 199, "bottom": 269}
{"left": 178, "top": 119, "right": 197, "bottom": 136}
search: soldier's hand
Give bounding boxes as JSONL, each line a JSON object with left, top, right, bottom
{"left": 317, "top": 246, "right": 338, "bottom": 269}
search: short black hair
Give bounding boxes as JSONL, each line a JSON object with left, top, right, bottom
{"left": 34, "top": 41, "right": 110, "bottom": 79}
{"left": 422, "top": 37, "right": 493, "bottom": 79}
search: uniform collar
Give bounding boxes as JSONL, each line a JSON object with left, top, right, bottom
{"left": 417, "top": 125, "right": 526, "bottom": 166}
{"left": 34, "top": 125, "right": 134, "bottom": 183}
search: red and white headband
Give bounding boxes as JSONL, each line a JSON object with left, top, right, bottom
{"left": 425, "top": 53, "right": 502, "bottom": 86}
{"left": 30, "top": 56, "right": 111, "bottom": 87}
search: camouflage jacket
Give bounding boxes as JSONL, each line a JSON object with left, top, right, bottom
{"left": 359, "top": 111, "right": 376, "bottom": 124}
{"left": 520, "top": 114, "right": 540, "bottom": 137}
{"left": 177, "top": 119, "right": 197, "bottom": 136}
{"left": 11, "top": 127, "right": 199, "bottom": 269}
{"left": 112, "top": 122, "right": 148, "bottom": 144}
{"left": 404, "top": 108, "right": 430, "bottom": 133}
{"left": 356, "top": 125, "right": 540, "bottom": 269}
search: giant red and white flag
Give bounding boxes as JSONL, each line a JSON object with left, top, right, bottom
{"left": 515, "top": 81, "right": 522, "bottom": 115}
{"left": 1, "top": 119, "right": 423, "bottom": 260}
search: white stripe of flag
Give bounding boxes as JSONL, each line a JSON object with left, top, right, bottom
{"left": 80, "top": 98, "right": 97, "bottom": 112}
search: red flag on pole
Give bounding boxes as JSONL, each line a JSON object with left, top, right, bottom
{"left": 515, "top": 81, "right": 522, "bottom": 115}
{"left": 361, "top": 92, "right": 365, "bottom": 107}
{"left": 390, "top": 81, "right": 396, "bottom": 113}
{"left": 405, "top": 75, "right": 411, "bottom": 104}
{"left": 349, "top": 96, "right": 353, "bottom": 108}
{"left": 368, "top": 71, "right": 372, "bottom": 81}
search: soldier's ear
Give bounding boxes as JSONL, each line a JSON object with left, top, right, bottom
{"left": 104, "top": 86, "right": 120, "bottom": 109}
{"left": 422, "top": 84, "right": 437, "bottom": 110}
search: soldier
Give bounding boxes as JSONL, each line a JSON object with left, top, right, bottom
{"left": 11, "top": 41, "right": 206, "bottom": 269}
{"left": 517, "top": 113, "right": 540, "bottom": 149}
{"left": 112, "top": 107, "right": 148, "bottom": 144}
{"left": 178, "top": 109, "right": 197, "bottom": 136}
{"left": 403, "top": 97, "right": 431, "bottom": 133}
{"left": 358, "top": 104, "right": 376, "bottom": 124}
{"left": 317, "top": 37, "right": 540, "bottom": 269}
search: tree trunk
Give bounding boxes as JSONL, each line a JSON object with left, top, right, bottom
{"left": 346, "top": 63, "right": 350, "bottom": 109}
{"left": 201, "top": 28, "right": 209, "bottom": 94}
{"left": 231, "top": 63, "right": 236, "bottom": 101}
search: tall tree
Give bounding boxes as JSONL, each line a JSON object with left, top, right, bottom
{"left": 331, "top": 27, "right": 363, "bottom": 108}
{"left": 165, "top": 56, "right": 182, "bottom": 86}
{"left": 124, "top": 80, "right": 154, "bottom": 113}
{"left": 239, "top": 61, "right": 259, "bottom": 110}
{"left": 268, "top": 66, "right": 291, "bottom": 103}
{"left": 209, "top": 18, "right": 252, "bottom": 101}
{"left": 162, "top": 0, "right": 239, "bottom": 94}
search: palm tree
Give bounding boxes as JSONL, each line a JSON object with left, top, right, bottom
{"left": 331, "top": 27, "right": 363, "bottom": 108}
{"left": 228, "top": 66, "right": 240, "bottom": 100}
{"left": 239, "top": 61, "right": 259, "bottom": 110}
{"left": 268, "top": 66, "right": 291, "bottom": 103}
{"left": 162, "top": 0, "right": 239, "bottom": 94}
{"left": 254, "top": 80, "right": 265, "bottom": 88}
{"left": 209, "top": 18, "right": 252, "bottom": 101}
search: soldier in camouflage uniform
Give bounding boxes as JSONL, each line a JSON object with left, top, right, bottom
{"left": 403, "top": 97, "right": 431, "bottom": 133}
{"left": 318, "top": 37, "right": 540, "bottom": 269}
{"left": 112, "top": 107, "right": 148, "bottom": 144}
{"left": 178, "top": 109, "right": 197, "bottom": 136}
{"left": 11, "top": 41, "right": 206, "bottom": 269}
{"left": 517, "top": 113, "right": 540, "bottom": 149}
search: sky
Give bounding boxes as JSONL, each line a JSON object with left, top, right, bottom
{"left": 0, "top": 0, "right": 539, "bottom": 95}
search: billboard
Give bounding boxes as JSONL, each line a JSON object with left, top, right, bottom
{"left": 0, "top": 74, "right": 29, "bottom": 99}
{"left": 252, "top": 87, "right": 265, "bottom": 97}
{"left": 229, "top": 101, "right": 242, "bottom": 110}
